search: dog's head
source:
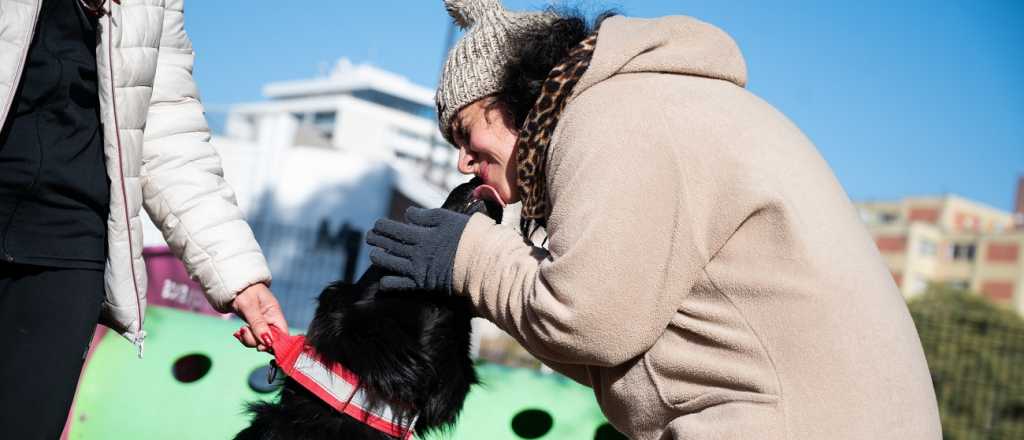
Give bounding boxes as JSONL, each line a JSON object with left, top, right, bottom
{"left": 302, "top": 178, "right": 502, "bottom": 436}
{"left": 441, "top": 177, "right": 504, "bottom": 223}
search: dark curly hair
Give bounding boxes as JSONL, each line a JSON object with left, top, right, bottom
{"left": 489, "top": 8, "right": 618, "bottom": 129}
{"left": 485, "top": 8, "right": 616, "bottom": 239}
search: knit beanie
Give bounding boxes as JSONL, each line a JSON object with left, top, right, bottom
{"left": 436, "top": 0, "right": 555, "bottom": 144}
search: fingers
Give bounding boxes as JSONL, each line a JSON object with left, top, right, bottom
{"left": 369, "top": 247, "right": 413, "bottom": 274}
{"left": 366, "top": 231, "right": 414, "bottom": 258}
{"left": 260, "top": 295, "right": 289, "bottom": 337}
{"left": 407, "top": 207, "right": 468, "bottom": 229}
{"left": 380, "top": 276, "right": 418, "bottom": 291}
{"left": 371, "top": 218, "right": 420, "bottom": 244}
{"left": 248, "top": 311, "right": 276, "bottom": 352}
{"left": 233, "top": 285, "right": 273, "bottom": 351}
{"left": 404, "top": 207, "right": 434, "bottom": 225}
{"left": 405, "top": 207, "right": 446, "bottom": 227}
{"left": 235, "top": 325, "right": 259, "bottom": 349}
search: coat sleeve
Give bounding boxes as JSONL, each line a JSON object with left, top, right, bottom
{"left": 452, "top": 88, "right": 705, "bottom": 368}
{"left": 140, "top": 0, "right": 270, "bottom": 312}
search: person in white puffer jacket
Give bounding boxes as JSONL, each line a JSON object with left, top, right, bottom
{"left": 0, "top": 1, "right": 287, "bottom": 437}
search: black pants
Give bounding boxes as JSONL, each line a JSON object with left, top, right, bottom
{"left": 0, "top": 263, "right": 104, "bottom": 440}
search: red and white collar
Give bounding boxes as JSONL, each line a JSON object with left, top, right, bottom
{"left": 267, "top": 326, "right": 418, "bottom": 439}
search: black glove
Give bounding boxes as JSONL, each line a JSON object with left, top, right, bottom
{"left": 365, "top": 207, "right": 471, "bottom": 294}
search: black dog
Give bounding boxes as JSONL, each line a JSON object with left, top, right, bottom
{"left": 235, "top": 178, "right": 503, "bottom": 440}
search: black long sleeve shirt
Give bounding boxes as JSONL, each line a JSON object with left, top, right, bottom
{"left": 0, "top": 0, "right": 109, "bottom": 270}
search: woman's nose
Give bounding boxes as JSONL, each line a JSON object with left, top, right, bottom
{"left": 457, "top": 148, "right": 476, "bottom": 175}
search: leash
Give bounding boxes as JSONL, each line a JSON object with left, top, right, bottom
{"left": 265, "top": 326, "right": 418, "bottom": 439}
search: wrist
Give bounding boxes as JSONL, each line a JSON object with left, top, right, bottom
{"left": 234, "top": 282, "right": 268, "bottom": 306}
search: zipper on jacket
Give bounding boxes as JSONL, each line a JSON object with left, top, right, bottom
{"left": 105, "top": 1, "right": 145, "bottom": 358}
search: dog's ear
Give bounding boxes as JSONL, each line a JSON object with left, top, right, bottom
{"left": 316, "top": 281, "right": 359, "bottom": 307}
{"left": 308, "top": 282, "right": 359, "bottom": 335}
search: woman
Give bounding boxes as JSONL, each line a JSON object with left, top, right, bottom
{"left": 0, "top": 1, "right": 285, "bottom": 437}
{"left": 367, "top": 0, "right": 941, "bottom": 438}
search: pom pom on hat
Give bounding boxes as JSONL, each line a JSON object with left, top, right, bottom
{"left": 444, "top": 0, "right": 506, "bottom": 28}
{"left": 436, "top": 0, "right": 555, "bottom": 143}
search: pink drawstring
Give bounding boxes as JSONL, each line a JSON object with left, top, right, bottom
{"left": 80, "top": 0, "right": 120, "bottom": 17}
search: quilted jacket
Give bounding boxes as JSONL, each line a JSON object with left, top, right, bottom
{"left": 0, "top": 0, "right": 271, "bottom": 355}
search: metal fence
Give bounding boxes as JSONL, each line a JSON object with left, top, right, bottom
{"left": 251, "top": 221, "right": 364, "bottom": 330}
{"left": 911, "top": 291, "right": 1024, "bottom": 440}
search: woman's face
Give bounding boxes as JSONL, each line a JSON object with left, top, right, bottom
{"left": 452, "top": 98, "right": 520, "bottom": 205}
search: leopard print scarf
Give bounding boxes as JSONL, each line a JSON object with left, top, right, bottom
{"left": 516, "top": 34, "right": 598, "bottom": 240}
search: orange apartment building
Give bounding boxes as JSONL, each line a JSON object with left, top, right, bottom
{"left": 856, "top": 177, "right": 1024, "bottom": 314}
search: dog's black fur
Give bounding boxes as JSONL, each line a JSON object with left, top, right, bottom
{"left": 235, "top": 178, "right": 502, "bottom": 440}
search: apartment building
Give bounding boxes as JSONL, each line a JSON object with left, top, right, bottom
{"left": 857, "top": 178, "right": 1024, "bottom": 313}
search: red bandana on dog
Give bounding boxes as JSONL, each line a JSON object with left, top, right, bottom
{"left": 266, "top": 326, "right": 418, "bottom": 439}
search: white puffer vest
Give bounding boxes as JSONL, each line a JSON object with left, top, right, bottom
{"left": 0, "top": 0, "right": 271, "bottom": 356}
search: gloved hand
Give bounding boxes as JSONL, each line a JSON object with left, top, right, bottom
{"left": 365, "top": 207, "right": 471, "bottom": 294}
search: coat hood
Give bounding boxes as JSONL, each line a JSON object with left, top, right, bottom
{"left": 572, "top": 15, "right": 747, "bottom": 100}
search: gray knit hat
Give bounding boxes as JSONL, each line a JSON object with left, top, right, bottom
{"left": 436, "top": 0, "right": 555, "bottom": 144}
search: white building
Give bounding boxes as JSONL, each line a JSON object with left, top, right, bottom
{"left": 222, "top": 57, "right": 465, "bottom": 206}
{"left": 142, "top": 58, "right": 468, "bottom": 327}
{"left": 145, "top": 57, "right": 464, "bottom": 238}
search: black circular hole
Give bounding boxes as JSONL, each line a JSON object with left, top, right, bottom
{"left": 511, "top": 408, "right": 553, "bottom": 439}
{"left": 594, "top": 423, "right": 627, "bottom": 440}
{"left": 248, "top": 364, "right": 284, "bottom": 393}
{"left": 172, "top": 353, "right": 212, "bottom": 383}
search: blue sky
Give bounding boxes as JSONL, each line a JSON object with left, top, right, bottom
{"left": 184, "top": 1, "right": 1023, "bottom": 211}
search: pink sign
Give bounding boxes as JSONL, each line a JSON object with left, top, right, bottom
{"left": 143, "top": 246, "right": 233, "bottom": 318}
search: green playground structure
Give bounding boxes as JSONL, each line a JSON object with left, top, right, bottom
{"left": 68, "top": 306, "right": 624, "bottom": 439}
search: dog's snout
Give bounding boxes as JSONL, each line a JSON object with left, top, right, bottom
{"left": 443, "top": 179, "right": 504, "bottom": 223}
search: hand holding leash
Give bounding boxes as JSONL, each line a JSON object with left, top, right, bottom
{"left": 366, "top": 207, "right": 470, "bottom": 295}
{"left": 232, "top": 283, "right": 289, "bottom": 352}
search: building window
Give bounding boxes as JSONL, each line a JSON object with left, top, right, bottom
{"left": 917, "top": 239, "right": 937, "bottom": 257}
{"left": 861, "top": 210, "right": 899, "bottom": 225}
{"left": 312, "top": 111, "right": 335, "bottom": 125}
{"left": 951, "top": 243, "right": 976, "bottom": 261}
{"left": 351, "top": 89, "right": 434, "bottom": 119}
{"left": 312, "top": 112, "right": 337, "bottom": 140}
{"left": 290, "top": 111, "right": 337, "bottom": 147}
{"left": 965, "top": 216, "right": 978, "bottom": 231}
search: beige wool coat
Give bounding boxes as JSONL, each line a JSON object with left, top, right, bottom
{"left": 452, "top": 15, "right": 942, "bottom": 440}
